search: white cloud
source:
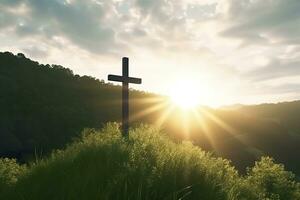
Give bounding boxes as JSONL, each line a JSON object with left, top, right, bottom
{"left": 219, "top": 0, "right": 300, "bottom": 45}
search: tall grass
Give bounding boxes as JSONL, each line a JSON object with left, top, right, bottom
{"left": 1, "top": 123, "right": 299, "bottom": 200}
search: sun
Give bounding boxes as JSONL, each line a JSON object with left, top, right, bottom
{"left": 168, "top": 81, "right": 202, "bottom": 109}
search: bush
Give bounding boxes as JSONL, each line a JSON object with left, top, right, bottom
{"left": 242, "top": 157, "right": 300, "bottom": 200}
{"left": 0, "top": 158, "right": 26, "bottom": 192}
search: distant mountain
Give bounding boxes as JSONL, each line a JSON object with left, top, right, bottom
{"left": 220, "top": 103, "right": 244, "bottom": 110}
{"left": 238, "top": 101, "right": 300, "bottom": 134}
{"left": 0, "top": 51, "right": 299, "bottom": 177}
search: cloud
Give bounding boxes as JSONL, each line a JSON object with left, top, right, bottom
{"left": 0, "top": 0, "right": 221, "bottom": 55}
{"left": 215, "top": 0, "right": 300, "bottom": 88}
{"left": 0, "top": 0, "right": 123, "bottom": 55}
{"left": 267, "top": 83, "right": 300, "bottom": 95}
{"left": 244, "top": 58, "right": 300, "bottom": 82}
{"left": 22, "top": 45, "right": 48, "bottom": 58}
{"left": 219, "top": 0, "right": 300, "bottom": 45}
{"left": 186, "top": 3, "right": 217, "bottom": 20}
{"left": 0, "top": 11, "right": 14, "bottom": 29}
{"left": 0, "top": 0, "right": 21, "bottom": 7}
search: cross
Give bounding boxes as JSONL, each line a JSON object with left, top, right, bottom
{"left": 108, "top": 57, "right": 142, "bottom": 137}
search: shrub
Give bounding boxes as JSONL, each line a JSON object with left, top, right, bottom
{"left": 242, "top": 157, "right": 300, "bottom": 200}
{"left": 0, "top": 158, "right": 26, "bottom": 192}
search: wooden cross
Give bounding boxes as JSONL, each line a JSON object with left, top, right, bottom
{"left": 108, "top": 57, "right": 142, "bottom": 137}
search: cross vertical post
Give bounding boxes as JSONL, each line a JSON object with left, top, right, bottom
{"left": 122, "top": 57, "right": 129, "bottom": 137}
{"left": 108, "top": 57, "right": 142, "bottom": 137}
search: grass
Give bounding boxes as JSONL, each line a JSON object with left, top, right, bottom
{"left": 0, "top": 123, "right": 299, "bottom": 200}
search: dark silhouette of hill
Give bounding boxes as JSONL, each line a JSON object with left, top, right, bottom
{"left": 0, "top": 51, "right": 299, "bottom": 177}
{"left": 0, "top": 51, "right": 157, "bottom": 160}
{"left": 238, "top": 101, "right": 300, "bottom": 134}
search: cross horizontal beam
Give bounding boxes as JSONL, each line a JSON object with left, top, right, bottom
{"left": 108, "top": 75, "right": 142, "bottom": 84}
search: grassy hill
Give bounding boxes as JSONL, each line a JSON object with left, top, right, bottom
{"left": 1, "top": 124, "right": 299, "bottom": 200}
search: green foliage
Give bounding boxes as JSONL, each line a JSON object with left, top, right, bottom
{"left": 0, "top": 124, "right": 299, "bottom": 200}
{"left": 0, "top": 158, "right": 26, "bottom": 192}
{"left": 242, "top": 157, "right": 300, "bottom": 200}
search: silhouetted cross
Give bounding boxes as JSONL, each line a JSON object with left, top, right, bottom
{"left": 108, "top": 57, "right": 142, "bottom": 137}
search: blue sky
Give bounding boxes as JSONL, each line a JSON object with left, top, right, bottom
{"left": 1, "top": 0, "right": 300, "bottom": 106}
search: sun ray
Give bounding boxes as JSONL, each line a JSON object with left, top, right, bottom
{"left": 199, "top": 108, "right": 253, "bottom": 148}
{"left": 192, "top": 109, "right": 218, "bottom": 150}
{"left": 130, "top": 99, "right": 168, "bottom": 122}
{"left": 155, "top": 104, "right": 175, "bottom": 127}
{"left": 179, "top": 110, "right": 190, "bottom": 139}
{"left": 130, "top": 96, "right": 167, "bottom": 104}
{"left": 201, "top": 108, "right": 238, "bottom": 135}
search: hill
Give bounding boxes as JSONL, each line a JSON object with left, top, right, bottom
{"left": 1, "top": 124, "right": 299, "bottom": 200}
{"left": 0, "top": 51, "right": 159, "bottom": 160}
{"left": 237, "top": 101, "right": 300, "bottom": 135}
{"left": 0, "top": 51, "right": 300, "bottom": 177}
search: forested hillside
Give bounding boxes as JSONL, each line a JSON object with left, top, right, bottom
{"left": 238, "top": 102, "right": 300, "bottom": 135}
{"left": 0, "top": 51, "right": 299, "bottom": 177}
{"left": 0, "top": 51, "right": 158, "bottom": 160}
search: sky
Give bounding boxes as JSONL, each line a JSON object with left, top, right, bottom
{"left": 1, "top": 0, "right": 300, "bottom": 107}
